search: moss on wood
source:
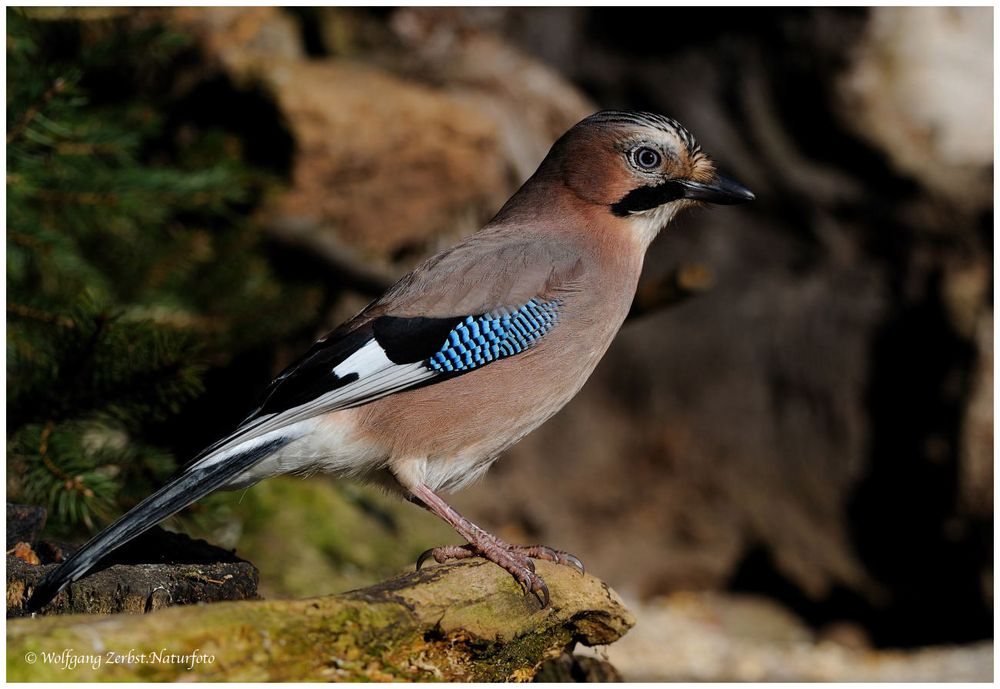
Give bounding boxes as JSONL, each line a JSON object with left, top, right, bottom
{"left": 7, "top": 560, "right": 634, "bottom": 681}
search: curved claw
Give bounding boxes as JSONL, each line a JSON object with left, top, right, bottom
{"left": 415, "top": 548, "right": 436, "bottom": 571}
{"left": 530, "top": 577, "right": 551, "bottom": 608}
{"left": 560, "top": 552, "right": 586, "bottom": 575}
{"left": 541, "top": 548, "right": 585, "bottom": 574}
{"left": 508, "top": 564, "right": 550, "bottom": 608}
{"left": 513, "top": 545, "right": 586, "bottom": 575}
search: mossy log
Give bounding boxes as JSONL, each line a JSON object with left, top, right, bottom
{"left": 7, "top": 560, "right": 634, "bottom": 681}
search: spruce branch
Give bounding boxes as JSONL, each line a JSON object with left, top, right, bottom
{"left": 7, "top": 302, "right": 76, "bottom": 328}
{"left": 6, "top": 75, "right": 68, "bottom": 145}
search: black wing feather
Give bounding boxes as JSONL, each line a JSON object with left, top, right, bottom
{"left": 251, "top": 322, "right": 373, "bottom": 418}
{"left": 371, "top": 315, "right": 466, "bottom": 364}
{"left": 251, "top": 315, "right": 466, "bottom": 419}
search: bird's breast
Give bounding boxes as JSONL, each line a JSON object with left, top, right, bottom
{"left": 354, "top": 282, "right": 636, "bottom": 482}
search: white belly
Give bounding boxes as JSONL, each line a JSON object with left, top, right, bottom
{"left": 222, "top": 410, "right": 387, "bottom": 490}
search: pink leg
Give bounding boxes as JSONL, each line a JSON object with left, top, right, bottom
{"left": 408, "top": 483, "right": 583, "bottom": 608}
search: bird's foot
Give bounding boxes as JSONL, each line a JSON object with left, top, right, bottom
{"left": 416, "top": 539, "right": 584, "bottom": 608}
{"left": 406, "top": 482, "right": 583, "bottom": 608}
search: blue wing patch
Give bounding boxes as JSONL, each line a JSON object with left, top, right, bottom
{"left": 427, "top": 299, "right": 561, "bottom": 373}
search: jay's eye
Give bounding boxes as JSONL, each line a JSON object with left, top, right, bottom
{"left": 633, "top": 147, "right": 661, "bottom": 170}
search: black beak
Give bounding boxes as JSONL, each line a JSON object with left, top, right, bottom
{"left": 678, "top": 174, "right": 755, "bottom": 205}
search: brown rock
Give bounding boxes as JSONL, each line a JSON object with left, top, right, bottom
{"left": 258, "top": 60, "right": 510, "bottom": 263}
{"left": 165, "top": 7, "right": 593, "bottom": 275}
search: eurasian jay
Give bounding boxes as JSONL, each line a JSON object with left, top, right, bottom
{"left": 28, "top": 110, "right": 753, "bottom": 611}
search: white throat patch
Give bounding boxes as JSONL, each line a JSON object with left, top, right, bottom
{"left": 627, "top": 203, "right": 682, "bottom": 248}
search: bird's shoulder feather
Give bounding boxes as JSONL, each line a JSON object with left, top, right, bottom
{"left": 363, "top": 227, "right": 587, "bottom": 319}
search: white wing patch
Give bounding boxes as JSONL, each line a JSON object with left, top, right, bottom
{"left": 329, "top": 340, "right": 435, "bottom": 408}
{"left": 188, "top": 338, "right": 436, "bottom": 471}
{"left": 333, "top": 340, "right": 394, "bottom": 378}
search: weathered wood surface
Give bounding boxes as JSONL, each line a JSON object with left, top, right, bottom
{"left": 7, "top": 560, "right": 634, "bottom": 681}
{"left": 7, "top": 527, "right": 259, "bottom": 617}
{"left": 7, "top": 556, "right": 259, "bottom": 617}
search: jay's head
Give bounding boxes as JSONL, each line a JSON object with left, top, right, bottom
{"left": 533, "top": 110, "right": 754, "bottom": 245}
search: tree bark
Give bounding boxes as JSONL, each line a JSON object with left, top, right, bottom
{"left": 7, "top": 560, "right": 634, "bottom": 681}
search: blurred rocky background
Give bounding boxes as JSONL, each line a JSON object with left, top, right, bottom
{"left": 6, "top": 6, "right": 992, "bottom": 681}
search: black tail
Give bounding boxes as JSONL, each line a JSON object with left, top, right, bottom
{"left": 26, "top": 437, "right": 290, "bottom": 613}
